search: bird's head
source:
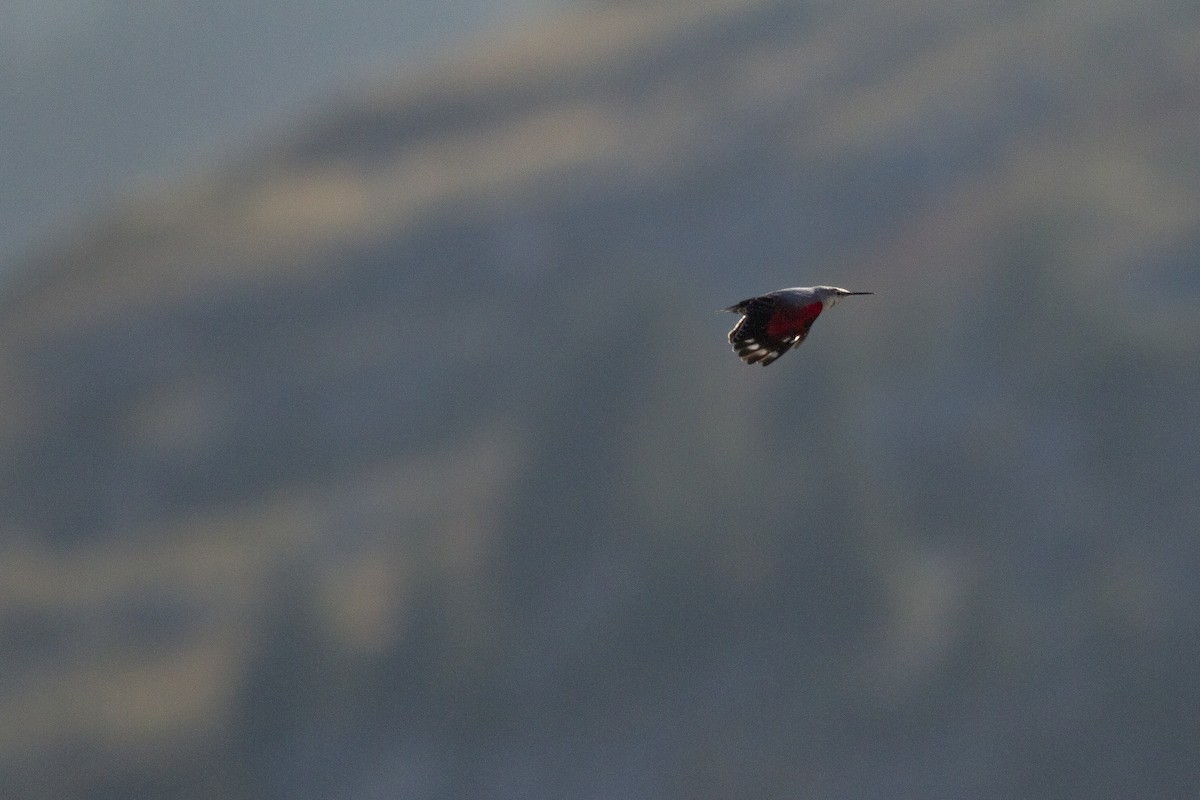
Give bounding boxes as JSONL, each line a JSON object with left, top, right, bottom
{"left": 814, "top": 285, "right": 873, "bottom": 308}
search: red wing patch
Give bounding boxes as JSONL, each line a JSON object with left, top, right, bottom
{"left": 765, "top": 301, "right": 823, "bottom": 340}
{"left": 727, "top": 298, "right": 824, "bottom": 366}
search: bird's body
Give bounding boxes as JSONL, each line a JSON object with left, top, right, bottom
{"left": 723, "top": 285, "right": 872, "bottom": 365}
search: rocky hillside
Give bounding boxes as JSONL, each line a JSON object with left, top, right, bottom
{"left": 2, "top": 0, "right": 1199, "bottom": 797}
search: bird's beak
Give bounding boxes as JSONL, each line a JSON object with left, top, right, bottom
{"left": 843, "top": 291, "right": 873, "bottom": 296}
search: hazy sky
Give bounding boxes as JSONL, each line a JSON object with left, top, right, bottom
{"left": 0, "top": 0, "right": 567, "bottom": 268}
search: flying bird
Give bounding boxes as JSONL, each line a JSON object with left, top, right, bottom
{"left": 723, "top": 285, "right": 872, "bottom": 365}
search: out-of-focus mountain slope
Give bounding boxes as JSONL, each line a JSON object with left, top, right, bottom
{"left": 2, "top": 0, "right": 1199, "bottom": 797}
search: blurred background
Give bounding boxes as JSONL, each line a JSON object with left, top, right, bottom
{"left": 2, "top": 0, "right": 1199, "bottom": 797}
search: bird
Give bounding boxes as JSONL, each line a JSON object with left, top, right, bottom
{"left": 723, "top": 285, "right": 872, "bottom": 365}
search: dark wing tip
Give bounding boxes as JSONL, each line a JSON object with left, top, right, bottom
{"left": 731, "top": 335, "right": 788, "bottom": 366}
{"left": 740, "top": 349, "right": 786, "bottom": 365}
{"left": 727, "top": 301, "right": 794, "bottom": 365}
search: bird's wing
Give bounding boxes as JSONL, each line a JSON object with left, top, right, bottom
{"left": 727, "top": 295, "right": 823, "bottom": 366}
